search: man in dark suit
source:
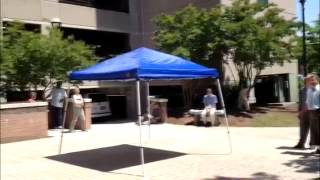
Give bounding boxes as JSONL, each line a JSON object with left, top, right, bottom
{"left": 293, "top": 77, "right": 310, "bottom": 149}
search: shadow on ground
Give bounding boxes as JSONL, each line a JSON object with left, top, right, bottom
{"left": 47, "top": 144, "right": 185, "bottom": 172}
{"left": 226, "top": 106, "right": 270, "bottom": 118}
{"left": 203, "top": 172, "right": 280, "bottom": 180}
{"left": 281, "top": 150, "right": 320, "bottom": 174}
{"left": 92, "top": 118, "right": 133, "bottom": 124}
{"left": 276, "top": 146, "right": 298, "bottom": 150}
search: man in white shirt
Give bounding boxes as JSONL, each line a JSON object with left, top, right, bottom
{"left": 305, "top": 73, "right": 320, "bottom": 154}
{"left": 47, "top": 81, "right": 67, "bottom": 129}
{"left": 201, "top": 88, "right": 218, "bottom": 126}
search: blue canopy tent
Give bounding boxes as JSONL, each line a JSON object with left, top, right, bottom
{"left": 69, "top": 47, "right": 219, "bottom": 80}
{"left": 62, "top": 47, "right": 231, "bottom": 177}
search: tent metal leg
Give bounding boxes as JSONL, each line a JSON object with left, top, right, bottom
{"left": 216, "top": 78, "right": 232, "bottom": 154}
{"left": 136, "top": 80, "right": 145, "bottom": 176}
{"left": 146, "top": 81, "right": 151, "bottom": 140}
{"left": 59, "top": 81, "right": 71, "bottom": 154}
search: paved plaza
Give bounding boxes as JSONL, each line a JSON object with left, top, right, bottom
{"left": 1, "top": 122, "right": 319, "bottom": 180}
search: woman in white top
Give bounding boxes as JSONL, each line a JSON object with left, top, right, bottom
{"left": 69, "top": 87, "right": 86, "bottom": 132}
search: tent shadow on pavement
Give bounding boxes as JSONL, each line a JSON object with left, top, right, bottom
{"left": 47, "top": 144, "right": 186, "bottom": 172}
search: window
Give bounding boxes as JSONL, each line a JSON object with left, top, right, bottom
{"left": 59, "top": 0, "right": 129, "bottom": 13}
{"left": 88, "top": 94, "right": 108, "bottom": 103}
{"left": 3, "top": 22, "right": 41, "bottom": 33}
{"left": 257, "top": 0, "right": 268, "bottom": 5}
{"left": 62, "top": 27, "right": 130, "bottom": 58}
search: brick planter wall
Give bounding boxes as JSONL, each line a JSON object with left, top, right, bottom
{"left": 1, "top": 105, "right": 48, "bottom": 143}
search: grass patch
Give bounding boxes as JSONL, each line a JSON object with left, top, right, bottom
{"left": 251, "top": 111, "right": 298, "bottom": 127}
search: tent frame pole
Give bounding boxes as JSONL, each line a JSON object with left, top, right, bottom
{"left": 136, "top": 80, "right": 145, "bottom": 177}
{"left": 59, "top": 81, "right": 71, "bottom": 154}
{"left": 146, "top": 81, "right": 151, "bottom": 140}
{"left": 215, "top": 78, "right": 232, "bottom": 154}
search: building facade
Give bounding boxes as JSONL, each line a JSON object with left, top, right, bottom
{"left": 1, "top": 0, "right": 299, "bottom": 117}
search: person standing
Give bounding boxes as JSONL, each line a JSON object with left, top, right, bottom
{"left": 47, "top": 81, "right": 67, "bottom": 129}
{"left": 293, "top": 77, "right": 311, "bottom": 149}
{"left": 69, "top": 87, "right": 86, "bottom": 132}
{"left": 201, "top": 88, "right": 218, "bottom": 125}
{"left": 305, "top": 73, "right": 320, "bottom": 154}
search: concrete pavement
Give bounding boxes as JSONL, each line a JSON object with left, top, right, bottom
{"left": 1, "top": 122, "right": 319, "bottom": 180}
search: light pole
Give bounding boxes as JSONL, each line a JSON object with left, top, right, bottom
{"left": 300, "top": 0, "right": 307, "bottom": 76}
{"left": 50, "top": 17, "right": 62, "bottom": 28}
{"left": 0, "top": 0, "right": 3, "bottom": 41}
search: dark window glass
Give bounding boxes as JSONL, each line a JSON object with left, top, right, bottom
{"left": 62, "top": 27, "right": 130, "bottom": 59}
{"left": 59, "top": 0, "right": 129, "bottom": 13}
{"left": 257, "top": 0, "right": 268, "bottom": 5}
{"left": 89, "top": 94, "right": 108, "bottom": 102}
{"left": 3, "top": 22, "right": 41, "bottom": 33}
{"left": 24, "top": 23, "right": 41, "bottom": 33}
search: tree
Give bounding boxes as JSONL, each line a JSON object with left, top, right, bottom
{"left": 305, "top": 20, "right": 320, "bottom": 74}
{"left": 0, "top": 22, "right": 96, "bottom": 98}
{"left": 153, "top": 5, "right": 228, "bottom": 67}
{"left": 293, "top": 20, "right": 320, "bottom": 75}
{"left": 153, "top": 5, "right": 229, "bottom": 107}
{"left": 153, "top": 0, "right": 297, "bottom": 109}
{"left": 223, "top": 0, "right": 297, "bottom": 88}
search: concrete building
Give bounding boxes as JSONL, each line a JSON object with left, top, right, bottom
{"left": 1, "top": 0, "right": 299, "bottom": 118}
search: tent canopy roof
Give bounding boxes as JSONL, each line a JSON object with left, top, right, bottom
{"left": 69, "top": 47, "right": 218, "bottom": 81}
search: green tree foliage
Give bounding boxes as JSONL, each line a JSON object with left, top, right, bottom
{"left": 307, "top": 20, "right": 320, "bottom": 74}
{"left": 153, "top": 0, "right": 297, "bottom": 88}
{"left": 153, "top": 5, "right": 228, "bottom": 63}
{"left": 293, "top": 20, "right": 320, "bottom": 75}
{"left": 0, "top": 22, "right": 96, "bottom": 95}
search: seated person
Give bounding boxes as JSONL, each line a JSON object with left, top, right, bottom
{"left": 27, "top": 92, "right": 37, "bottom": 103}
{"left": 201, "top": 88, "right": 218, "bottom": 125}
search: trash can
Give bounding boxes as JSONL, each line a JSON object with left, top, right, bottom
{"left": 150, "top": 98, "right": 168, "bottom": 122}
{"left": 65, "top": 98, "right": 92, "bottom": 130}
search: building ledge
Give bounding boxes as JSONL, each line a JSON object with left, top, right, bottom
{"left": 0, "top": 102, "right": 48, "bottom": 109}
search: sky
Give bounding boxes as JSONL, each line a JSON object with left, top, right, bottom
{"left": 296, "top": 0, "right": 319, "bottom": 26}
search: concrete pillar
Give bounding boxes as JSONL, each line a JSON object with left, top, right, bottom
{"left": 278, "top": 76, "right": 285, "bottom": 102}
{"left": 41, "top": 24, "right": 51, "bottom": 35}
{"left": 288, "top": 73, "right": 299, "bottom": 102}
{"left": 125, "top": 82, "right": 149, "bottom": 119}
{"left": 125, "top": 85, "right": 137, "bottom": 119}
{"left": 129, "top": 0, "right": 143, "bottom": 49}
{"left": 140, "top": 81, "right": 148, "bottom": 114}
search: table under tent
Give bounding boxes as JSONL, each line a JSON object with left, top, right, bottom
{"left": 62, "top": 47, "right": 231, "bottom": 177}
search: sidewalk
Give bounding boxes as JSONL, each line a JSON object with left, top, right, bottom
{"left": 1, "top": 122, "right": 319, "bottom": 180}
